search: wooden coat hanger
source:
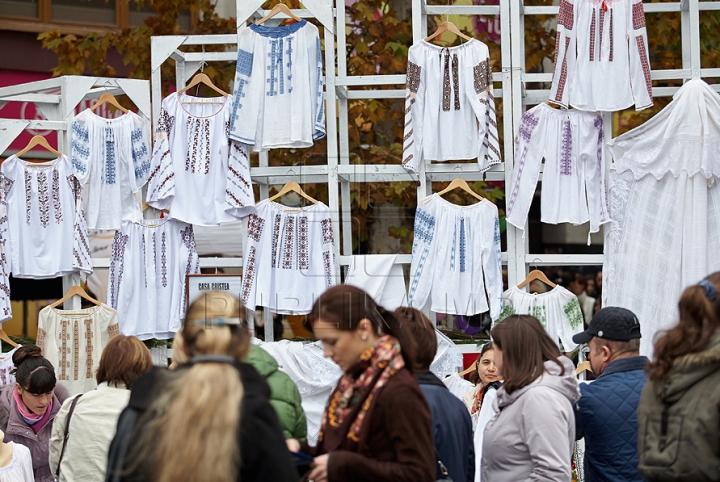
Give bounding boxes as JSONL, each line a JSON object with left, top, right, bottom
{"left": 576, "top": 360, "right": 593, "bottom": 375}
{"left": 178, "top": 73, "right": 228, "bottom": 100}
{"left": 424, "top": 21, "right": 473, "bottom": 43}
{"left": 517, "top": 269, "right": 557, "bottom": 290}
{"left": 0, "top": 330, "right": 18, "bottom": 348}
{"left": 16, "top": 135, "right": 61, "bottom": 159}
{"left": 269, "top": 181, "right": 319, "bottom": 205}
{"left": 90, "top": 93, "right": 129, "bottom": 113}
{"left": 48, "top": 285, "right": 101, "bottom": 310}
{"left": 436, "top": 178, "right": 485, "bottom": 203}
{"left": 458, "top": 360, "right": 478, "bottom": 377}
{"left": 256, "top": 3, "right": 302, "bottom": 25}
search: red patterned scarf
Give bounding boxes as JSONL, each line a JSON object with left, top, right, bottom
{"left": 319, "top": 335, "right": 404, "bottom": 445}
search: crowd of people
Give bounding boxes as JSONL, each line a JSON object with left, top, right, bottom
{"left": 0, "top": 271, "right": 718, "bottom": 482}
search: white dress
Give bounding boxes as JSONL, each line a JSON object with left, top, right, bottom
{"left": 0, "top": 155, "right": 92, "bottom": 279}
{"left": 604, "top": 79, "right": 720, "bottom": 356}
{"left": 229, "top": 20, "right": 326, "bottom": 151}
{"left": 550, "top": 0, "right": 653, "bottom": 111}
{"left": 505, "top": 103, "right": 611, "bottom": 239}
{"left": 0, "top": 345, "right": 19, "bottom": 386}
{"left": 408, "top": 194, "right": 503, "bottom": 318}
{"left": 70, "top": 109, "right": 151, "bottom": 229}
{"left": 146, "top": 92, "right": 255, "bottom": 226}
{"left": 402, "top": 39, "right": 501, "bottom": 175}
{"left": 108, "top": 218, "right": 200, "bottom": 340}
{"left": 36, "top": 304, "right": 119, "bottom": 395}
{"left": 0, "top": 442, "right": 34, "bottom": 482}
{"left": 241, "top": 200, "right": 335, "bottom": 315}
{"left": 496, "top": 285, "right": 585, "bottom": 351}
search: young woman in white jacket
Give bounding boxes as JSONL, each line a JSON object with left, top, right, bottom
{"left": 481, "top": 315, "right": 581, "bottom": 481}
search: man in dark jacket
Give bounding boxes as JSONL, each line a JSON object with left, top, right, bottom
{"left": 573, "top": 307, "right": 649, "bottom": 482}
{"left": 394, "top": 308, "right": 475, "bottom": 482}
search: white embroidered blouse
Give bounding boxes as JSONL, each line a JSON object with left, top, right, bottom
{"left": 146, "top": 92, "right": 255, "bottom": 226}
{"left": 70, "top": 109, "right": 151, "bottom": 229}
{"left": 402, "top": 39, "right": 501, "bottom": 176}
{"left": 506, "top": 103, "right": 611, "bottom": 239}
{"left": 229, "top": 20, "right": 326, "bottom": 151}
{"left": 409, "top": 194, "right": 503, "bottom": 318}
{"left": 241, "top": 200, "right": 336, "bottom": 315}
{"left": 549, "top": 0, "right": 653, "bottom": 111}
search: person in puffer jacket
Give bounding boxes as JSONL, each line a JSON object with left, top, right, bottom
{"left": 245, "top": 344, "right": 307, "bottom": 442}
{"left": 572, "top": 307, "right": 648, "bottom": 482}
{"left": 482, "top": 315, "right": 581, "bottom": 482}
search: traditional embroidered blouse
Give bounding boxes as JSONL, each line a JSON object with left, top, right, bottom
{"left": 506, "top": 103, "right": 611, "bottom": 240}
{"left": 70, "top": 109, "right": 151, "bottom": 230}
{"left": 229, "top": 20, "right": 326, "bottom": 151}
{"left": 242, "top": 200, "right": 336, "bottom": 315}
{"left": 496, "top": 285, "right": 585, "bottom": 351}
{"left": 402, "top": 39, "right": 501, "bottom": 176}
{"left": 0, "top": 155, "right": 92, "bottom": 279}
{"left": 146, "top": 92, "right": 255, "bottom": 226}
{"left": 550, "top": 0, "right": 653, "bottom": 111}
{"left": 108, "top": 218, "right": 199, "bottom": 340}
{"left": 0, "top": 345, "right": 20, "bottom": 386}
{"left": 408, "top": 194, "right": 503, "bottom": 318}
{"left": 37, "top": 304, "right": 119, "bottom": 395}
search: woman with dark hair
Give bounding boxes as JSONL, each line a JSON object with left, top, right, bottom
{"left": 0, "top": 345, "right": 70, "bottom": 482}
{"left": 105, "top": 292, "right": 298, "bottom": 482}
{"left": 462, "top": 342, "right": 501, "bottom": 422}
{"left": 637, "top": 272, "right": 720, "bottom": 481}
{"left": 481, "top": 315, "right": 580, "bottom": 481}
{"left": 287, "top": 285, "right": 435, "bottom": 482}
{"left": 49, "top": 335, "right": 153, "bottom": 481}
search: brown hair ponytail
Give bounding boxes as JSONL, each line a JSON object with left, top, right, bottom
{"left": 647, "top": 271, "right": 720, "bottom": 380}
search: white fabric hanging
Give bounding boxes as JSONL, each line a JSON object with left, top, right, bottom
{"left": 344, "top": 255, "right": 407, "bottom": 311}
{"left": 605, "top": 79, "right": 720, "bottom": 356}
{"left": 473, "top": 387, "right": 498, "bottom": 482}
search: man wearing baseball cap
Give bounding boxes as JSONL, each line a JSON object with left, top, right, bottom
{"left": 572, "top": 307, "right": 649, "bottom": 482}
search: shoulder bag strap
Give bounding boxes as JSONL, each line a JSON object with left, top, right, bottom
{"left": 55, "top": 394, "right": 82, "bottom": 478}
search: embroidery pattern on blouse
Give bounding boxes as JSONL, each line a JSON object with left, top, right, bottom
{"left": 299, "top": 216, "right": 309, "bottom": 270}
{"left": 323, "top": 250, "right": 333, "bottom": 288}
{"left": 226, "top": 144, "right": 251, "bottom": 208}
{"left": 36, "top": 327, "right": 46, "bottom": 352}
{"left": 108, "top": 323, "right": 120, "bottom": 338}
{"left": 161, "top": 230, "right": 167, "bottom": 288}
{"left": 180, "top": 225, "right": 197, "bottom": 308}
{"left": 532, "top": 304, "right": 548, "bottom": 329}
{"left": 282, "top": 217, "right": 295, "bottom": 270}
{"left": 52, "top": 168, "right": 62, "bottom": 223}
{"left": 558, "top": 0, "right": 574, "bottom": 29}
{"left": 73, "top": 320, "right": 79, "bottom": 380}
{"left": 321, "top": 218, "right": 334, "bottom": 244}
{"left": 142, "top": 234, "right": 147, "bottom": 288}
{"left": 24, "top": 170, "right": 32, "bottom": 225}
{"left": 560, "top": 119, "right": 573, "bottom": 176}
{"left": 473, "top": 60, "right": 490, "bottom": 95}
{"left": 636, "top": 37, "right": 653, "bottom": 98}
{"left": 407, "top": 61, "right": 421, "bottom": 94}
{"left": 37, "top": 171, "right": 50, "bottom": 228}
{"left": 554, "top": 37, "right": 571, "bottom": 102}
{"left": 408, "top": 209, "right": 435, "bottom": 300}
{"left": 59, "top": 319, "right": 71, "bottom": 381}
{"left": 71, "top": 122, "right": 90, "bottom": 176}
{"left": 459, "top": 217, "right": 467, "bottom": 273}
{"left": 442, "top": 51, "right": 451, "bottom": 112}
{"left": 589, "top": 11, "right": 596, "bottom": 61}
{"left": 452, "top": 54, "right": 460, "bottom": 111}
{"left": 594, "top": 116, "right": 611, "bottom": 222}
{"left": 109, "top": 232, "right": 129, "bottom": 309}
{"left": 563, "top": 298, "right": 584, "bottom": 329}
{"left": 185, "top": 117, "right": 211, "bottom": 174}
{"left": 609, "top": 9, "right": 614, "bottom": 61}
{"left": 632, "top": 1, "right": 646, "bottom": 29}
{"left": 156, "top": 108, "right": 175, "bottom": 137}
{"left": 598, "top": 10, "right": 605, "bottom": 60}
{"left": 248, "top": 214, "right": 265, "bottom": 243}
{"left": 271, "top": 214, "right": 282, "bottom": 268}
{"left": 131, "top": 127, "right": 151, "bottom": 181}
{"left": 241, "top": 245, "right": 258, "bottom": 302}
{"left": 104, "top": 126, "right": 117, "bottom": 185}
{"left": 508, "top": 112, "right": 541, "bottom": 212}
{"left": 84, "top": 319, "right": 94, "bottom": 378}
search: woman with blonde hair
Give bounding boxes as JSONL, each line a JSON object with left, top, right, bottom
{"left": 105, "top": 291, "right": 298, "bottom": 482}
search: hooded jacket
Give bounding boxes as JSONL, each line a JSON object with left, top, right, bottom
{"left": 245, "top": 345, "right": 307, "bottom": 441}
{"left": 0, "top": 383, "right": 70, "bottom": 482}
{"left": 637, "top": 330, "right": 720, "bottom": 482}
{"left": 481, "top": 356, "right": 581, "bottom": 482}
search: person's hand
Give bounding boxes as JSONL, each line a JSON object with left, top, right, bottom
{"left": 307, "top": 454, "right": 329, "bottom": 482}
{"left": 285, "top": 438, "right": 300, "bottom": 452}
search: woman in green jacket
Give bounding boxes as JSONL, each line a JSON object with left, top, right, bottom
{"left": 637, "top": 271, "right": 720, "bottom": 482}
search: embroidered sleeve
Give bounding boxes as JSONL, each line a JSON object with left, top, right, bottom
{"left": 241, "top": 212, "right": 266, "bottom": 309}
{"left": 312, "top": 36, "right": 327, "bottom": 141}
{"left": 320, "top": 216, "right": 336, "bottom": 289}
{"left": 402, "top": 48, "right": 426, "bottom": 177}
{"left": 130, "top": 117, "right": 152, "bottom": 191}
{"left": 146, "top": 104, "right": 176, "bottom": 210}
{"left": 469, "top": 49, "right": 502, "bottom": 170}
{"left": 70, "top": 118, "right": 91, "bottom": 184}
{"left": 0, "top": 174, "right": 13, "bottom": 204}
{"left": 225, "top": 141, "right": 256, "bottom": 219}
{"left": 67, "top": 175, "right": 92, "bottom": 275}
{"left": 408, "top": 200, "right": 437, "bottom": 310}
{"left": 505, "top": 107, "right": 546, "bottom": 231}
{"left": 108, "top": 230, "right": 129, "bottom": 311}
{"left": 228, "top": 32, "right": 259, "bottom": 146}
{"left": 36, "top": 327, "right": 47, "bottom": 355}
{"left": 560, "top": 295, "right": 584, "bottom": 351}
{"left": 585, "top": 115, "right": 612, "bottom": 236}
{"left": 482, "top": 207, "right": 504, "bottom": 321}
{"left": 628, "top": 0, "right": 653, "bottom": 110}
{"left": 549, "top": 0, "right": 577, "bottom": 108}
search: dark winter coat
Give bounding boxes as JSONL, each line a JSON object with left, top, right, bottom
{"left": 416, "top": 371, "right": 475, "bottom": 482}
{"left": 104, "top": 362, "right": 298, "bottom": 482}
{"left": 0, "top": 383, "right": 70, "bottom": 482}
{"left": 575, "top": 355, "right": 649, "bottom": 482}
{"left": 245, "top": 344, "right": 307, "bottom": 441}
{"left": 637, "top": 331, "right": 720, "bottom": 482}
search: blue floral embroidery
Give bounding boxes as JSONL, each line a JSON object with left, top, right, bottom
{"left": 71, "top": 122, "right": 90, "bottom": 176}
{"left": 459, "top": 217, "right": 466, "bottom": 273}
{"left": 131, "top": 127, "right": 150, "bottom": 181}
{"left": 267, "top": 40, "right": 280, "bottom": 96}
{"left": 286, "top": 37, "right": 294, "bottom": 93}
{"left": 236, "top": 49, "right": 254, "bottom": 77}
{"left": 414, "top": 209, "right": 436, "bottom": 244}
{"left": 104, "top": 127, "right": 117, "bottom": 185}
